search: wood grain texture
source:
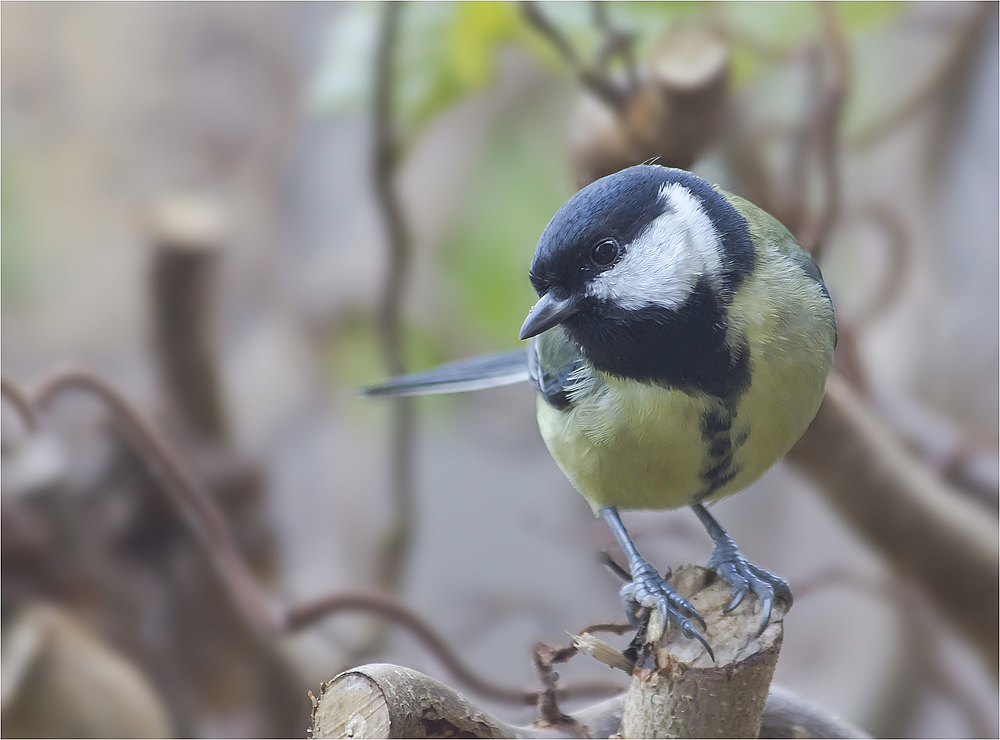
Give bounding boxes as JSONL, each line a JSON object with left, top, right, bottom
{"left": 621, "top": 566, "right": 785, "bottom": 739}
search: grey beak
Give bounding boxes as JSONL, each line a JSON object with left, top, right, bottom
{"left": 519, "top": 292, "right": 579, "bottom": 340}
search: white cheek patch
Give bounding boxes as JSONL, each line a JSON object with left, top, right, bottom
{"left": 587, "top": 183, "right": 723, "bottom": 311}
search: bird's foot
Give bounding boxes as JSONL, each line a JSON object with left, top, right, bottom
{"left": 707, "top": 538, "right": 793, "bottom": 636}
{"left": 621, "top": 558, "right": 714, "bottom": 660}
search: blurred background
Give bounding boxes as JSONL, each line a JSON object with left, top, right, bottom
{"left": 2, "top": 2, "right": 997, "bottom": 737}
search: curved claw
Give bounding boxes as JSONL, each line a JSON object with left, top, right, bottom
{"left": 619, "top": 584, "right": 641, "bottom": 629}
{"left": 755, "top": 595, "right": 773, "bottom": 637}
{"left": 620, "top": 558, "right": 712, "bottom": 658}
{"left": 768, "top": 573, "right": 794, "bottom": 607}
{"left": 681, "top": 620, "right": 715, "bottom": 662}
{"left": 708, "top": 545, "right": 790, "bottom": 634}
{"left": 724, "top": 584, "right": 748, "bottom": 613}
{"left": 653, "top": 594, "right": 671, "bottom": 632}
{"left": 669, "top": 592, "right": 707, "bottom": 631}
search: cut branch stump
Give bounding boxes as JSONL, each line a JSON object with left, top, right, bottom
{"left": 621, "top": 565, "right": 785, "bottom": 738}
{"left": 311, "top": 566, "right": 867, "bottom": 739}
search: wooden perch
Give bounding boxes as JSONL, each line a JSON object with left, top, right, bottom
{"left": 311, "top": 567, "right": 867, "bottom": 739}
{"left": 310, "top": 670, "right": 865, "bottom": 739}
{"left": 622, "top": 566, "right": 785, "bottom": 738}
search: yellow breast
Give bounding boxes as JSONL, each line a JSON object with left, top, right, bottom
{"left": 535, "top": 259, "right": 834, "bottom": 513}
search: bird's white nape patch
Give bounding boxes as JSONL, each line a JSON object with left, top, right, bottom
{"left": 586, "top": 183, "right": 723, "bottom": 311}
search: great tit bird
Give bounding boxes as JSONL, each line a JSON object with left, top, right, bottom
{"left": 364, "top": 164, "right": 837, "bottom": 655}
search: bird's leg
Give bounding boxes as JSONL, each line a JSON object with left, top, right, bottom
{"left": 599, "top": 507, "right": 713, "bottom": 659}
{"left": 691, "top": 503, "right": 793, "bottom": 636}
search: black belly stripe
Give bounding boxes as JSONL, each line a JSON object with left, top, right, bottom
{"left": 696, "top": 400, "right": 745, "bottom": 500}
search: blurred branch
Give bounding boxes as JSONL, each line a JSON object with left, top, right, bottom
{"left": 521, "top": 1, "right": 626, "bottom": 111}
{"left": 781, "top": 44, "right": 823, "bottom": 236}
{"left": 873, "top": 391, "right": 999, "bottom": 514}
{"left": 797, "top": 3, "right": 849, "bottom": 258}
{"left": 1, "top": 375, "right": 38, "bottom": 434}
{"left": 290, "top": 595, "right": 622, "bottom": 706}
{"left": 794, "top": 568, "right": 999, "bottom": 739}
{"left": 148, "top": 197, "right": 231, "bottom": 443}
{"left": 844, "top": 205, "right": 912, "bottom": 332}
{"left": 847, "top": 3, "right": 990, "bottom": 151}
{"left": 26, "top": 366, "right": 619, "bottom": 707}
{"left": 32, "top": 367, "right": 280, "bottom": 636}
{"left": 372, "top": 1, "right": 416, "bottom": 599}
{"left": 704, "top": 6, "right": 808, "bottom": 66}
{"left": 591, "top": 1, "right": 639, "bottom": 92}
{"left": 531, "top": 622, "right": 632, "bottom": 729}
{"left": 787, "top": 372, "right": 999, "bottom": 674}
{"left": 760, "top": 686, "right": 871, "bottom": 740}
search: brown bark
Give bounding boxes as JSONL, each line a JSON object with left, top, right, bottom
{"left": 149, "top": 196, "right": 231, "bottom": 443}
{"left": 310, "top": 665, "right": 867, "bottom": 739}
{"left": 620, "top": 566, "right": 785, "bottom": 739}
{"left": 311, "top": 568, "right": 868, "bottom": 739}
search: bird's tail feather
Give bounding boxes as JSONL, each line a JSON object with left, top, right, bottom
{"left": 360, "top": 349, "right": 530, "bottom": 397}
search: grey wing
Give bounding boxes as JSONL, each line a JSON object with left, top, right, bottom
{"left": 360, "top": 328, "right": 588, "bottom": 407}
{"left": 791, "top": 248, "right": 838, "bottom": 348}
{"left": 527, "top": 327, "right": 587, "bottom": 411}
{"left": 361, "top": 350, "right": 530, "bottom": 397}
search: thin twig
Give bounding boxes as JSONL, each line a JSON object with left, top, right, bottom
{"left": 289, "top": 592, "right": 534, "bottom": 705}
{"left": 1, "top": 375, "right": 39, "bottom": 433}
{"left": 797, "top": 3, "right": 849, "bottom": 257}
{"left": 372, "top": 1, "right": 415, "bottom": 597}
{"left": 531, "top": 619, "right": 633, "bottom": 725}
{"left": 847, "top": 3, "right": 990, "bottom": 151}
{"left": 846, "top": 204, "right": 912, "bottom": 331}
{"left": 28, "top": 366, "right": 622, "bottom": 707}
{"left": 521, "top": 1, "right": 626, "bottom": 111}
{"left": 600, "top": 550, "right": 632, "bottom": 583}
{"left": 783, "top": 43, "right": 823, "bottom": 237}
{"left": 533, "top": 642, "right": 578, "bottom": 726}
{"left": 591, "top": 1, "right": 639, "bottom": 93}
{"left": 32, "top": 367, "right": 281, "bottom": 636}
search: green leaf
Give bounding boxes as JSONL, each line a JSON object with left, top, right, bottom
{"left": 310, "top": 2, "right": 527, "bottom": 143}
{"left": 439, "top": 97, "right": 572, "bottom": 349}
{"left": 448, "top": 1, "right": 521, "bottom": 88}
{"left": 722, "top": 1, "right": 818, "bottom": 49}
{"left": 836, "top": 1, "right": 904, "bottom": 33}
{"left": 327, "top": 312, "right": 448, "bottom": 390}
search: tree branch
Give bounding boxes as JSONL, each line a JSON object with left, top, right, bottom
{"left": 32, "top": 367, "right": 281, "bottom": 636}
{"left": 620, "top": 566, "right": 786, "bottom": 738}
{"left": 521, "top": 1, "right": 626, "bottom": 111}
{"left": 147, "top": 196, "right": 231, "bottom": 442}
{"left": 787, "top": 373, "right": 999, "bottom": 673}
{"left": 793, "top": 567, "right": 999, "bottom": 738}
{"left": 371, "top": 0, "right": 416, "bottom": 599}
{"left": 797, "top": 3, "right": 849, "bottom": 257}
{"left": 847, "top": 3, "right": 990, "bottom": 151}
{"left": 591, "top": 1, "right": 639, "bottom": 93}
{"left": 2, "top": 375, "right": 38, "bottom": 434}
{"left": 310, "top": 664, "right": 869, "bottom": 738}
{"left": 26, "top": 367, "right": 618, "bottom": 707}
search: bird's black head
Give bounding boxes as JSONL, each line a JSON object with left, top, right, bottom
{"left": 520, "top": 165, "right": 756, "bottom": 398}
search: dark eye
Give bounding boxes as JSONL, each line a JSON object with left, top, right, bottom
{"left": 591, "top": 239, "right": 620, "bottom": 267}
